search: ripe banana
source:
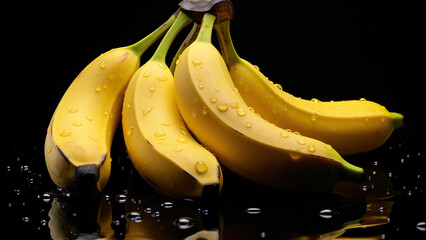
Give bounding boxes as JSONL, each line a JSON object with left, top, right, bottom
{"left": 122, "top": 12, "right": 222, "bottom": 198}
{"left": 174, "top": 13, "right": 365, "bottom": 192}
{"left": 215, "top": 20, "right": 403, "bottom": 155}
{"left": 44, "top": 14, "right": 177, "bottom": 192}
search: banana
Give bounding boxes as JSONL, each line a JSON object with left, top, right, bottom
{"left": 122, "top": 12, "right": 222, "bottom": 198}
{"left": 174, "top": 13, "right": 365, "bottom": 192}
{"left": 215, "top": 20, "right": 403, "bottom": 155}
{"left": 44, "top": 14, "right": 177, "bottom": 192}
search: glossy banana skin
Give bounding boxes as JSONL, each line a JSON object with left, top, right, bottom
{"left": 215, "top": 20, "right": 403, "bottom": 155}
{"left": 174, "top": 13, "right": 364, "bottom": 192}
{"left": 45, "top": 47, "right": 140, "bottom": 192}
{"left": 122, "top": 12, "right": 222, "bottom": 198}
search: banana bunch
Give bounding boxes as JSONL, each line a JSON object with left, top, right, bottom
{"left": 44, "top": 3, "right": 403, "bottom": 197}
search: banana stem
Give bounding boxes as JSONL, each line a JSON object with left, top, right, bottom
{"left": 170, "top": 22, "right": 200, "bottom": 73}
{"left": 150, "top": 12, "right": 192, "bottom": 63}
{"left": 195, "top": 13, "right": 217, "bottom": 43}
{"left": 214, "top": 20, "right": 240, "bottom": 65}
{"left": 127, "top": 14, "right": 177, "bottom": 56}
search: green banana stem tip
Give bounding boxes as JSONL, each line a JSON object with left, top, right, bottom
{"left": 195, "top": 13, "right": 217, "bottom": 43}
{"left": 391, "top": 112, "right": 404, "bottom": 129}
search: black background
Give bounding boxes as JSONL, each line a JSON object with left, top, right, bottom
{"left": 10, "top": 0, "right": 423, "bottom": 144}
{"left": 5, "top": 0, "right": 424, "bottom": 238}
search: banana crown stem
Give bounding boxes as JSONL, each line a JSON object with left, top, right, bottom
{"left": 127, "top": 14, "right": 177, "bottom": 57}
{"left": 195, "top": 13, "right": 217, "bottom": 43}
{"left": 150, "top": 11, "right": 192, "bottom": 63}
{"left": 214, "top": 19, "right": 240, "bottom": 65}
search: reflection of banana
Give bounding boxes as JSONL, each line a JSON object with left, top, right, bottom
{"left": 174, "top": 13, "right": 364, "bottom": 191}
{"left": 215, "top": 20, "right": 403, "bottom": 155}
{"left": 44, "top": 15, "right": 176, "bottom": 192}
{"left": 122, "top": 12, "right": 222, "bottom": 198}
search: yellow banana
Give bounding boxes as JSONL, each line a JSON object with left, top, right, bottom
{"left": 44, "top": 14, "right": 177, "bottom": 192}
{"left": 215, "top": 20, "right": 403, "bottom": 155}
{"left": 174, "top": 13, "right": 364, "bottom": 192}
{"left": 122, "top": 12, "right": 222, "bottom": 198}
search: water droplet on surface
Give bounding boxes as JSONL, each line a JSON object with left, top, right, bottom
{"left": 127, "top": 126, "right": 134, "bottom": 136}
{"left": 274, "top": 83, "right": 283, "bottom": 91}
{"left": 217, "top": 103, "right": 229, "bottom": 112}
{"left": 115, "top": 194, "right": 127, "bottom": 203}
{"left": 197, "top": 76, "right": 202, "bottom": 81}
{"left": 174, "top": 146, "right": 184, "bottom": 152}
{"left": 192, "top": 60, "right": 202, "bottom": 66}
{"left": 154, "top": 131, "right": 167, "bottom": 137}
{"left": 72, "top": 121, "right": 83, "bottom": 126}
{"left": 319, "top": 209, "right": 334, "bottom": 219}
{"left": 198, "top": 83, "right": 204, "bottom": 89}
{"left": 60, "top": 129, "right": 72, "bottom": 137}
{"left": 210, "top": 97, "right": 217, "bottom": 103}
{"left": 215, "top": 87, "right": 220, "bottom": 92}
{"left": 311, "top": 112, "right": 318, "bottom": 122}
{"left": 68, "top": 107, "right": 78, "bottom": 113}
{"left": 142, "top": 107, "right": 154, "bottom": 116}
{"left": 236, "top": 109, "right": 247, "bottom": 116}
{"left": 143, "top": 71, "right": 151, "bottom": 77}
{"left": 230, "top": 102, "right": 239, "bottom": 108}
{"left": 311, "top": 98, "right": 319, "bottom": 103}
{"left": 289, "top": 150, "right": 301, "bottom": 160}
{"left": 161, "top": 122, "right": 171, "bottom": 127}
{"left": 103, "top": 107, "right": 109, "bottom": 116}
{"left": 156, "top": 75, "right": 167, "bottom": 81}
{"left": 148, "top": 86, "right": 156, "bottom": 92}
{"left": 99, "top": 60, "right": 107, "bottom": 69}
{"left": 297, "top": 138, "right": 306, "bottom": 145}
{"left": 246, "top": 122, "right": 253, "bottom": 128}
{"left": 158, "top": 63, "right": 167, "bottom": 70}
{"left": 360, "top": 98, "right": 366, "bottom": 101}
{"left": 416, "top": 221, "right": 426, "bottom": 231}
{"left": 127, "top": 211, "right": 143, "bottom": 223}
{"left": 161, "top": 202, "right": 174, "bottom": 209}
{"left": 307, "top": 144, "right": 316, "bottom": 153}
{"left": 174, "top": 217, "right": 195, "bottom": 230}
{"left": 195, "top": 161, "right": 208, "bottom": 174}
{"left": 47, "top": 146, "right": 52, "bottom": 153}
{"left": 245, "top": 207, "right": 262, "bottom": 214}
{"left": 280, "top": 130, "right": 290, "bottom": 138}
{"left": 192, "top": 109, "right": 197, "bottom": 118}
{"left": 202, "top": 106, "right": 208, "bottom": 115}
{"left": 86, "top": 116, "right": 93, "bottom": 121}
{"left": 177, "top": 138, "right": 187, "bottom": 144}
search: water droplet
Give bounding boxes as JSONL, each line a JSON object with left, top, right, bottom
{"left": 248, "top": 107, "right": 255, "bottom": 113}
{"left": 21, "top": 216, "right": 30, "bottom": 223}
{"left": 210, "top": 97, "right": 217, "bottom": 103}
{"left": 307, "top": 144, "right": 316, "bottom": 153}
{"left": 195, "top": 161, "right": 208, "bottom": 174}
{"left": 192, "top": 109, "right": 197, "bottom": 118}
{"left": 311, "top": 98, "right": 319, "bottom": 103}
{"left": 177, "top": 137, "right": 187, "bottom": 144}
{"left": 253, "top": 65, "right": 260, "bottom": 71}
{"left": 68, "top": 107, "right": 78, "bottom": 113}
{"left": 233, "top": 87, "right": 239, "bottom": 94}
{"left": 142, "top": 106, "right": 154, "bottom": 116}
{"left": 416, "top": 221, "right": 426, "bottom": 231}
{"left": 202, "top": 106, "right": 208, "bottom": 115}
{"left": 217, "top": 103, "right": 229, "bottom": 112}
{"left": 360, "top": 98, "right": 367, "bottom": 101}
{"left": 86, "top": 116, "right": 93, "bottom": 121}
{"left": 297, "top": 138, "right": 306, "bottom": 145}
{"left": 236, "top": 109, "right": 247, "bottom": 116}
{"left": 72, "top": 121, "right": 83, "bottom": 126}
{"left": 174, "top": 146, "right": 184, "bottom": 152}
{"left": 60, "top": 129, "right": 72, "bottom": 137}
{"left": 161, "top": 202, "right": 174, "bottom": 209}
{"left": 143, "top": 71, "right": 151, "bottom": 77}
{"left": 47, "top": 146, "right": 52, "bottom": 153}
{"left": 174, "top": 217, "right": 195, "bottom": 230}
{"left": 192, "top": 60, "right": 202, "bottom": 66}
{"left": 127, "top": 211, "right": 143, "bottom": 223}
{"left": 115, "top": 194, "right": 127, "bottom": 203}
{"left": 245, "top": 207, "right": 262, "bottom": 214}
{"left": 148, "top": 86, "right": 156, "bottom": 92}
{"left": 311, "top": 112, "right": 318, "bottom": 122}
{"left": 161, "top": 122, "right": 170, "bottom": 127}
{"left": 319, "top": 209, "right": 334, "bottom": 219}
{"left": 156, "top": 75, "right": 167, "bottom": 81}
{"left": 215, "top": 87, "right": 220, "bottom": 92}
{"left": 293, "top": 131, "right": 300, "bottom": 136}
{"left": 230, "top": 102, "right": 239, "bottom": 108}
{"left": 127, "top": 126, "right": 134, "bottom": 136}
{"left": 289, "top": 150, "right": 301, "bottom": 160}
{"left": 245, "top": 122, "right": 253, "bottom": 128}
{"left": 103, "top": 107, "right": 109, "bottom": 116}
{"left": 197, "top": 76, "right": 202, "bottom": 81}
{"left": 158, "top": 63, "right": 167, "bottom": 70}
{"left": 99, "top": 60, "right": 107, "bottom": 69}
{"left": 274, "top": 83, "right": 283, "bottom": 91}
{"left": 38, "top": 193, "right": 52, "bottom": 203}
{"left": 280, "top": 130, "right": 290, "bottom": 138}
{"left": 198, "top": 83, "right": 204, "bottom": 89}
{"left": 154, "top": 131, "right": 167, "bottom": 137}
